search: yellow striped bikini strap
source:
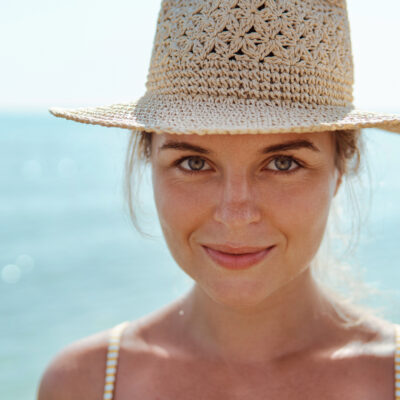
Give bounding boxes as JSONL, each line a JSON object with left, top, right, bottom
{"left": 103, "top": 321, "right": 130, "bottom": 400}
{"left": 395, "top": 324, "right": 400, "bottom": 400}
{"left": 100, "top": 322, "right": 400, "bottom": 399}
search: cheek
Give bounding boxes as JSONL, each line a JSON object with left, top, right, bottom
{"left": 152, "top": 172, "right": 213, "bottom": 268}
{"left": 265, "top": 171, "right": 336, "bottom": 261}
{"left": 154, "top": 179, "right": 208, "bottom": 231}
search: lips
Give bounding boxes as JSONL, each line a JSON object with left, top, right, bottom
{"left": 203, "top": 244, "right": 269, "bottom": 254}
{"left": 202, "top": 244, "right": 275, "bottom": 270}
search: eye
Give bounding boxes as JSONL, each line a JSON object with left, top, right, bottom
{"left": 265, "top": 156, "right": 301, "bottom": 174}
{"left": 177, "top": 156, "right": 212, "bottom": 173}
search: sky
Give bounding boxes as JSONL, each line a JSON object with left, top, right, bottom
{"left": 1, "top": 0, "right": 399, "bottom": 112}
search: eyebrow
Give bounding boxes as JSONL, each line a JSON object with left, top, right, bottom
{"left": 159, "top": 139, "right": 320, "bottom": 155}
{"left": 260, "top": 139, "right": 320, "bottom": 154}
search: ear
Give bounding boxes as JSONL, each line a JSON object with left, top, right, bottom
{"left": 333, "top": 172, "right": 343, "bottom": 197}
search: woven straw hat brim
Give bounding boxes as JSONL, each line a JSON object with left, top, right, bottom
{"left": 49, "top": 93, "right": 400, "bottom": 135}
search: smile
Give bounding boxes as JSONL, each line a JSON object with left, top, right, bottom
{"left": 202, "top": 245, "right": 275, "bottom": 270}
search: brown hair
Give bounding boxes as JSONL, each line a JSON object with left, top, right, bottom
{"left": 334, "top": 128, "right": 363, "bottom": 176}
{"left": 123, "top": 131, "right": 153, "bottom": 236}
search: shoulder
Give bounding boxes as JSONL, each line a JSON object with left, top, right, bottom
{"left": 37, "top": 323, "right": 130, "bottom": 400}
{"left": 36, "top": 301, "right": 189, "bottom": 400}
{"left": 327, "top": 315, "right": 398, "bottom": 400}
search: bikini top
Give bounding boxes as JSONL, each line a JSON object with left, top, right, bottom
{"left": 103, "top": 321, "right": 400, "bottom": 400}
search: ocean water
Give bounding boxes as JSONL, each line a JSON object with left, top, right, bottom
{"left": 1, "top": 113, "right": 400, "bottom": 399}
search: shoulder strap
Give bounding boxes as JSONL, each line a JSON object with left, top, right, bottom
{"left": 101, "top": 322, "right": 400, "bottom": 400}
{"left": 395, "top": 324, "right": 400, "bottom": 400}
{"left": 103, "top": 321, "right": 130, "bottom": 400}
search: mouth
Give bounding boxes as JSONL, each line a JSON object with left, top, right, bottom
{"left": 202, "top": 244, "right": 275, "bottom": 270}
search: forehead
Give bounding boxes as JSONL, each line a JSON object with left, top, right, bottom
{"left": 152, "top": 131, "right": 335, "bottom": 155}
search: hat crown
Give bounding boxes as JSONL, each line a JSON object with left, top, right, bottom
{"left": 145, "top": 0, "right": 354, "bottom": 108}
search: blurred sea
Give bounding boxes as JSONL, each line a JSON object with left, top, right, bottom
{"left": 1, "top": 112, "right": 400, "bottom": 399}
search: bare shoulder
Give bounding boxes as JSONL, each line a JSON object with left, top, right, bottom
{"left": 36, "top": 322, "right": 134, "bottom": 400}
{"left": 355, "top": 314, "right": 397, "bottom": 363}
{"left": 330, "top": 314, "right": 398, "bottom": 400}
{"left": 37, "top": 300, "right": 189, "bottom": 400}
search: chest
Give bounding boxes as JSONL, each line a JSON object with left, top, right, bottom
{"left": 113, "top": 355, "right": 394, "bottom": 400}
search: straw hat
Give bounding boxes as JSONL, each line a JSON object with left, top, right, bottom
{"left": 49, "top": 0, "right": 400, "bottom": 135}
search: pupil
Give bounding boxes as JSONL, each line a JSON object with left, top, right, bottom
{"left": 275, "top": 158, "right": 291, "bottom": 170}
{"left": 188, "top": 157, "right": 204, "bottom": 170}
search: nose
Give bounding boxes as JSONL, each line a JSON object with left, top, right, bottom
{"left": 213, "top": 171, "right": 262, "bottom": 228}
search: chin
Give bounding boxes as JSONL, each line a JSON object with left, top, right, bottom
{"left": 199, "top": 275, "right": 284, "bottom": 310}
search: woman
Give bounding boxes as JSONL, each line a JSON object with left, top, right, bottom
{"left": 39, "top": 0, "right": 400, "bottom": 399}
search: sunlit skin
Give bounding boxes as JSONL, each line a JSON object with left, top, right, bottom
{"left": 150, "top": 131, "right": 348, "bottom": 364}
{"left": 37, "top": 131, "right": 397, "bottom": 400}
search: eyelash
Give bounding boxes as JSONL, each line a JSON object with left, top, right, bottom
{"left": 173, "top": 155, "right": 303, "bottom": 176}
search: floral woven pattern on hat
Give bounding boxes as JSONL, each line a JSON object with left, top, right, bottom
{"left": 49, "top": 0, "right": 400, "bottom": 134}
{"left": 146, "top": 0, "right": 354, "bottom": 109}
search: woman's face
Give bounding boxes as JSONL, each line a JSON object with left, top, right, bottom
{"left": 150, "top": 132, "right": 341, "bottom": 308}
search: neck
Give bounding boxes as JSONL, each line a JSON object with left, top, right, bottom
{"left": 178, "top": 268, "right": 344, "bottom": 364}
